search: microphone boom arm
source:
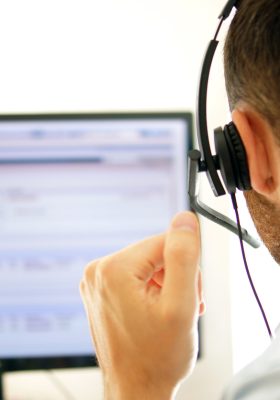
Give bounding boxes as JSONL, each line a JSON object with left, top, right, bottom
{"left": 188, "top": 149, "right": 260, "bottom": 249}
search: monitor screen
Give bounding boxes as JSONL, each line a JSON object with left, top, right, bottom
{"left": 0, "top": 112, "right": 193, "bottom": 371}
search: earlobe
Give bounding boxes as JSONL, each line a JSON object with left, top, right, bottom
{"left": 232, "top": 108, "right": 275, "bottom": 196}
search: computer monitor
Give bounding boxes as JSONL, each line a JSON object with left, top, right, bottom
{"left": 0, "top": 112, "right": 193, "bottom": 374}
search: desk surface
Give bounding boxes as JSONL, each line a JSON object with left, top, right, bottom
{"left": 4, "top": 368, "right": 103, "bottom": 400}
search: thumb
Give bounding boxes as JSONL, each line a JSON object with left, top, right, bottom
{"left": 162, "top": 211, "right": 201, "bottom": 309}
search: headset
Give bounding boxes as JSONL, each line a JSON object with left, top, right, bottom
{"left": 188, "top": 0, "right": 260, "bottom": 248}
{"left": 188, "top": 0, "right": 273, "bottom": 338}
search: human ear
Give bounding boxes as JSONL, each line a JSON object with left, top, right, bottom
{"left": 232, "top": 107, "right": 278, "bottom": 196}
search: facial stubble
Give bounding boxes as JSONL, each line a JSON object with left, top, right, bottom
{"left": 244, "top": 190, "right": 280, "bottom": 265}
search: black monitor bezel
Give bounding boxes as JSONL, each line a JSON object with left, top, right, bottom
{"left": 0, "top": 111, "right": 194, "bottom": 373}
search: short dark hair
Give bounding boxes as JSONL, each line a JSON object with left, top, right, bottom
{"left": 224, "top": 0, "right": 280, "bottom": 132}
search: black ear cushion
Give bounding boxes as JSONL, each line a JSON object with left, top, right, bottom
{"left": 214, "top": 127, "right": 237, "bottom": 193}
{"left": 224, "top": 122, "right": 251, "bottom": 191}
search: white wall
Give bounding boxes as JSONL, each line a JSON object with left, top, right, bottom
{"left": 3, "top": 0, "right": 235, "bottom": 399}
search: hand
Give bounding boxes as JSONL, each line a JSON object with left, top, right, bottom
{"left": 80, "top": 212, "right": 205, "bottom": 400}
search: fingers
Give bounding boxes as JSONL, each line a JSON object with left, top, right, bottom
{"left": 81, "top": 211, "right": 202, "bottom": 319}
{"left": 96, "top": 234, "right": 166, "bottom": 285}
{"left": 122, "top": 234, "right": 165, "bottom": 278}
{"left": 162, "top": 212, "right": 201, "bottom": 312}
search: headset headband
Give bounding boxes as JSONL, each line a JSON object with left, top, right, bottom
{"left": 196, "top": 0, "right": 238, "bottom": 196}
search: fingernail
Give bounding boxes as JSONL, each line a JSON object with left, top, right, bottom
{"left": 171, "top": 212, "right": 198, "bottom": 232}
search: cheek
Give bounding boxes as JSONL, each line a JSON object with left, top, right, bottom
{"left": 245, "top": 190, "right": 280, "bottom": 264}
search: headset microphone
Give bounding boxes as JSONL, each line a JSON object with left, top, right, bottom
{"left": 188, "top": 0, "right": 260, "bottom": 249}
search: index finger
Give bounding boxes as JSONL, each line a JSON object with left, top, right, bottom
{"left": 104, "top": 233, "right": 166, "bottom": 283}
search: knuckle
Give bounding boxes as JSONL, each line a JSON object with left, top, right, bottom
{"left": 82, "top": 251, "right": 124, "bottom": 297}
{"left": 83, "top": 259, "right": 99, "bottom": 285}
{"left": 95, "top": 255, "right": 119, "bottom": 292}
{"left": 81, "top": 254, "right": 121, "bottom": 301}
{"left": 79, "top": 279, "right": 85, "bottom": 296}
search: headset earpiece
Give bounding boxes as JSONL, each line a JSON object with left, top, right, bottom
{"left": 214, "top": 121, "right": 251, "bottom": 194}
{"left": 224, "top": 122, "right": 251, "bottom": 190}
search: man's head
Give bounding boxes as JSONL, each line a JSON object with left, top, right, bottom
{"left": 224, "top": 0, "right": 280, "bottom": 132}
{"left": 224, "top": 0, "right": 280, "bottom": 263}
